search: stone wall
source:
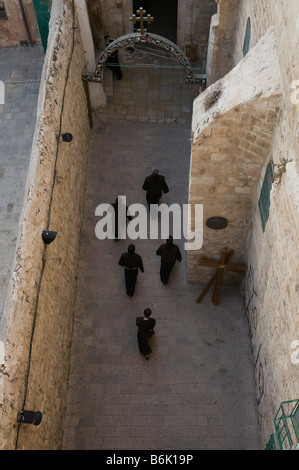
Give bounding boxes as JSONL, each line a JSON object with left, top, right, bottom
{"left": 196, "top": 0, "right": 299, "bottom": 447}
{"left": 177, "top": 0, "right": 217, "bottom": 69}
{"left": 237, "top": 0, "right": 299, "bottom": 448}
{"left": 188, "top": 27, "right": 282, "bottom": 283}
{"left": 0, "top": 0, "right": 90, "bottom": 450}
{"left": 95, "top": 0, "right": 132, "bottom": 48}
{"left": 232, "top": 0, "right": 273, "bottom": 65}
{"left": 0, "top": 45, "right": 45, "bottom": 323}
{"left": 0, "top": 0, "right": 41, "bottom": 47}
{"left": 91, "top": 0, "right": 216, "bottom": 70}
{"left": 206, "top": 0, "right": 240, "bottom": 86}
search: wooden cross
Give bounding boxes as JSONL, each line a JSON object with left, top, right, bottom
{"left": 130, "top": 7, "right": 154, "bottom": 35}
{"left": 196, "top": 248, "right": 247, "bottom": 306}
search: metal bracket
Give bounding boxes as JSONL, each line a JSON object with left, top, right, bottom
{"left": 82, "top": 73, "right": 103, "bottom": 84}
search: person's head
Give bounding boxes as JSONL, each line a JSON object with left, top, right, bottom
{"left": 144, "top": 308, "right": 152, "bottom": 317}
{"left": 128, "top": 244, "right": 135, "bottom": 254}
{"left": 166, "top": 235, "right": 173, "bottom": 245}
{"left": 152, "top": 168, "right": 159, "bottom": 176}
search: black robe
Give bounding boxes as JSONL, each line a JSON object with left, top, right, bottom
{"left": 118, "top": 252, "right": 144, "bottom": 297}
{"left": 142, "top": 174, "right": 169, "bottom": 206}
{"left": 136, "top": 316, "right": 156, "bottom": 355}
{"left": 105, "top": 40, "right": 123, "bottom": 79}
{"left": 156, "top": 243, "right": 182, "bottom": 284}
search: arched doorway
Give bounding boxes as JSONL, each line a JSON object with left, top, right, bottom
{"left": 92, "top": 32, "right": 205, "bottom": 84}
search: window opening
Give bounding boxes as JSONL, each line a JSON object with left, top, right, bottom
{"left": 258, "top": 160, "right": 274, "bottom": 232}
{"left": 0, "top": 1, "right": 8, "bottom": 20}
{"left": 243, "top": 17, "right": 251, "bottom": 56}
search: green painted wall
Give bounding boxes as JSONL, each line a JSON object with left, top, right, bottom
{"left": 32, "top": 0, "right": 51, "bottom": 51}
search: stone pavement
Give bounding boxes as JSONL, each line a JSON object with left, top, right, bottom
{"left": 62, "top": 64, "right": 259, "bottom": 450}
{"left": 0, "top": 46, "right": 44, "bottom": 324}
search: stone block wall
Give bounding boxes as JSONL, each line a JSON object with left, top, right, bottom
{"left": 201, "top": 0, "right": 299, "bottom": 447}
{"left": 188, "top": 100, "right": 281, "bottom": 283}
{"left": 188, "top": 27, "right": 282, "bottom": 283}
{"left": 244, "top": 156, "right": 299, "bottom": 448}
{"left": 177, "top": 0, "right": 217, "bottom": 69}
{"left": 0, "top": 0, "right": 90, "bottom": 450}
{"left": 92, "top": 0, "right": 216, "bottom": 70}
{"left": 239, "top": 0, "right": 299, "bottom": 447}
{"left": 0, "top": 0, "right": 41, "bottom": 47}
{"left": 95, "top": 0, "right": 132, "bottom": 46}
{"left": 232, "top": 0, "right": 273, "bottom": 65}
{"left": 205, "top": 0, "right": 240, "bottom": 86}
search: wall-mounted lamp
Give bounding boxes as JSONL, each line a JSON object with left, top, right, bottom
{"left": 17, "top": 410, "right": 42, "bottom": 426}
{"left": 206, "top": 217, "right": 228, "bottom": 230}
{"left": 61, "top": 133, "right": 73, "bottom": 142}
{"left": 42, "top": 230, "right": 57, "bottom": 245}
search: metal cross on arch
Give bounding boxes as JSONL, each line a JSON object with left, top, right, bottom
{"left": 130, "top": 6, "right": 154, "bottom": 35}
{"left": 83, "top": 32, "right": 206, "bottom": 85}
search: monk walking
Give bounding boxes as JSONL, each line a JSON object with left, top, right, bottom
{"left": 136, "top": 308, "right": 156, "bottom": 360}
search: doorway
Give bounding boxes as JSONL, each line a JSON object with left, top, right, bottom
{"left": 132, "top": 0, "right": 178, "bottom": 43}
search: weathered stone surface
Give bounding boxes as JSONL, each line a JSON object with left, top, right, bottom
{"left": 188, "top": 27, "right": 282, "bottom": 284}
{"left": 0, "top": 0, "right": 41, "bottom": 47}
{"left": 199, "top": 0, "right": 299, "bottom": 448}
{"left": 0, "top": 46, "right": 44, "bottom": 323}
{"left": 206, "top": 0, "right": 240, "bottom": 86}
{"left": 0, "top": 0, "right": 298, "bottom": 452}
{"left": 0, "top": 0, "right": 90, "bottom": 450}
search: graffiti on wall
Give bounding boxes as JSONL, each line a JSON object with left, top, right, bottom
{"left": 254, "top": 344, "right": 264, "bottom": 405}
{"left": 244, "top": 264, "right": 258, "bottom": 335}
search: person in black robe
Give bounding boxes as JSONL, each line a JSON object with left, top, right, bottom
{"left": 104, "top": 35, "right": 123, "bottom": 80}
{"left": 118, "top": 244, "right": 144, "bottom": 297}
{"left": 136, "top": 308, "right": 156, "bottom": 360}
{"left": 110, "top": 197, "right": 132, "bottom": 240}
{"left": 156, "top": 236, "right": 182, "bottom": 285}
{"left": 142, "top": 168, "right": 169, "bottom": 209}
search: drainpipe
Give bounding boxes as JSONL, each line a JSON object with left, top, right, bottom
{"left": 18, "top": 0, "right": 33, "bottom": 46}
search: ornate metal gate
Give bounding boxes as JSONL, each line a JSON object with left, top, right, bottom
{"left": 83, "top": 32, "right": 206, "bottom": 85}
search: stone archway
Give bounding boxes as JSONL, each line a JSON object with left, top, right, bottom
{"left": 83, "top": 32, "right": 206, "bottom": 84}
{"left": 187, "top": 27, "right": 282, "bottom": 283}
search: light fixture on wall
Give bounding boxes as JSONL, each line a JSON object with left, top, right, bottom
{"left": 17, "top": 410, "right": 42, "bottom": 426}
{"left": 206, "top": 217, "right": 228, "bottom": 230}
{"left": 61, "top": 132, "right": 73, "bottom": 142}
{"left": 42, "top": 230, "right": 57, "bottom": 245}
